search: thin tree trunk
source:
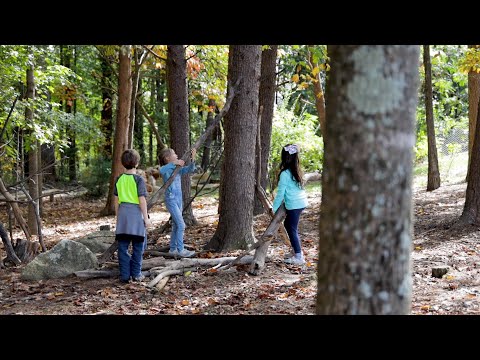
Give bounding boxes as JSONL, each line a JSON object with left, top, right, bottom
{"left": 317, "top": 45, "right": 419, "bottom": 314}
{"left": 201, "top": 98, "right": 216, "bottom": 171}
{"left": 100, "top": 53, "right": 114, "bottom": 159}
{"left": 26, "top": 65, "right": 39, "bottom": 236}
{"left": 254, "top": 45, "right": 277, "bottom": 215}
{"left": 0, "top": 221, "right": 22, "bottom": 265}
{"left": 156, "top": 70, "right": 165, "bottom": 164}
{"left": 37, "top": 140, "right": 43, "bottom": 217}
{"left": 134, "top": 77, "right": 145, "bottom": 166}
{"left": 206, "top": 45, "right": 262, "bottom": 251}
{"left": 148, "top": 77, "right": 155, "bottom": 165}
{"left": 63, "top": 45, "right": 76, "bottom": 181}
{"left": 307, "top": 45, "right": 326, "bottom": 137}
{"left": 101, "top": 45, "right": 132, "bottom": 216}
{"left": 129, "top": 46, "right": 146, "bottom": 149}
{"left": 423, "top": 45, "right": 440, "bottom": 191}
{"left": 167, "top": 45, "right": 196, "bottom": 226}
{"left": 0, "top": 178, "right": 31, "bottom": 241}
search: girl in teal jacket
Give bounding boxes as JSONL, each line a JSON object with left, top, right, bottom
{"left": 272, "top": 144, "right": 308, "bottom": 265}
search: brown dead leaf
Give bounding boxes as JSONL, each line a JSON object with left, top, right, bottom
{"left": 54, "top": 292, "right": 64, "bottom": 297}
{"left": 420, "top": 305, "right": 430, "bottom": 311}
{"left": 466, "top": 293, "right": 477, "bottom": 299}
{"left": 181, "top": 299, "right": 190, "bottom": 306}
{"left": 207, "top": 298, "right": 218, "bottom": 305}
{"left": 191, "top": 308, "right": 200, "bottom": 314}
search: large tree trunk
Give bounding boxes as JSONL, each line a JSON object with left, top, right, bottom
{"left": 423, "top": 45, "right": 440, "bottom": 191}
{"left": 254, "top": 45, "right": 278, "bottom": 215}
{"left": 460, "top": 96, "right": 480, "bottom": 224}
{"left": 101, "top": 45, "right": 132, "bottom": 216}
{"left": 167, "top": 45, "right": 196, "bottom": 226}
{"left": 317, "top": 45, "right": 419, "bottom": 314}
{"left": 468, "top": 45, "right": 480, "bottom": 181}
{"left": 206, "top": 45, "right": 262, "bottom": 251}
{"left": 100, "top": 53, "right": 114, "bottom": 159}
{"left": 25, "top": 65, "right": 39, "bottom": 236}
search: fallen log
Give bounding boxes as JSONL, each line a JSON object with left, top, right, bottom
{"left": 249, "top": 203, "right": 287, "bottom": 275}
{"left": 147, "top": 255, "right": 254, "bottom": 288}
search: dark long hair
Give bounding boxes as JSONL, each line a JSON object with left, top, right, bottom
{"left": 278, "top": 144, "right": 304, "bottom": 187}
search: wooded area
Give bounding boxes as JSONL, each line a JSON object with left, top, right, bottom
{"left": 1, "top": 45, "right": 480, "bottom": 315}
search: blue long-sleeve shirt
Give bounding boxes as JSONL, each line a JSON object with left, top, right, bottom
{"left": 159, "top": 161, "right": 196, "bottom": 198}
{"left": 272, "top": 169, "right": 308, "bottom": 213}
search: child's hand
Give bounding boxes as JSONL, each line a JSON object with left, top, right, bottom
{"left": 144, "top": 218, "right": 152, "bottom": 228}
{"left": 176, "top": 159, "right": 185, "bottom": 166}
{"left": 191, "top": 148, "right": 197, "bottom": 160}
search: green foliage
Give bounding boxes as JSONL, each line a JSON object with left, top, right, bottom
{"left": 459, "top": 46, "right": 480, "bottom": 73}
{"left": 79, "top": 156, "right": 111, "bottom": 198}
{"left": 269, "top": 93, "right": 323, "bottom": 190}
{"left": 277, "top": 45, "right": 327, "bottom": 118}
{"left": 415, "top": 45, "right": 468, "bottom": 162}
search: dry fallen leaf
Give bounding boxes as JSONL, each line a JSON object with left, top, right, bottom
{"left": 181, "top": 299, "right": 190, "bottom": 306}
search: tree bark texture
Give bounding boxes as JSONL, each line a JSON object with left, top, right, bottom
{"left": 423, "top": 45, "right": 441, "bottom": 191}
{"left": 254, "top": 45, "right": 278, "bottom": 215}
{"left": 207, "top": 45, "right": 262, "bottom": 251}
{"left": 167, "top": 45, "right": 196, "bottom": 226}
{"left": 468, "top": 45, "right": 480, "bottom": 178}
{"left": 317, "top": 45, "right": 419, "bottom": 314}
{"left": 100, "top": 53, "right": 114, "bottom": 159}
{"left": 0, "top": 221, "right": 22, "bottom": 265}
{"left": 102, "top": 45, "right": 132, "bottom": 216}
{"left": 201, "top": 98, "right": 216, "bottom": 171}
{"left": 25, "top": 65, "right": 39, "bottom": 236}
{"left": 460, "top": 96, "right": 480, "bottom": 224}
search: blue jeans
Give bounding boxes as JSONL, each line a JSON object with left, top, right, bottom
{"left": 165, "top": 194, "right": 186, "bottom": 252}
{"left": 284, "top": 208, "right": 305, "bottom": 254}
{"left": 117, "top": 235, "right": 147, "bottom": 282}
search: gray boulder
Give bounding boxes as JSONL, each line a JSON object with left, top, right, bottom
{"left": 75, "top": 230, "right": 115, "bottom": 254}
{"left": 21, "top": 239, "right": 98, "bottom": 281}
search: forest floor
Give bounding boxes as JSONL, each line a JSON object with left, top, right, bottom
{"left": 1, "top": 180, "right": 480, "bottom": 315}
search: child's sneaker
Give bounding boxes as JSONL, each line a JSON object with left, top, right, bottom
{"left": 284, "top": 255, "right": 305, "bottom": 265}
{"left": 177, "top": 249, "right": 195, "bottom": 258}
{"left": 284, "top": 251, "right": 295, "bottom": 259}
{"left": 132, "top": 274, "right": 145, "bottom": 282}
{"left": 168, "top": 249, "right": 178, "bottom": 257}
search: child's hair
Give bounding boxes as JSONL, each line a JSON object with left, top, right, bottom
{"left": 279, "top": 144, "right": 304, "bottom": 187}
{"left": 121, "top": 149, "right": 140, "bottom": 169}
{"left": 159, "top": 148, "right": 174, "bottom": 166}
